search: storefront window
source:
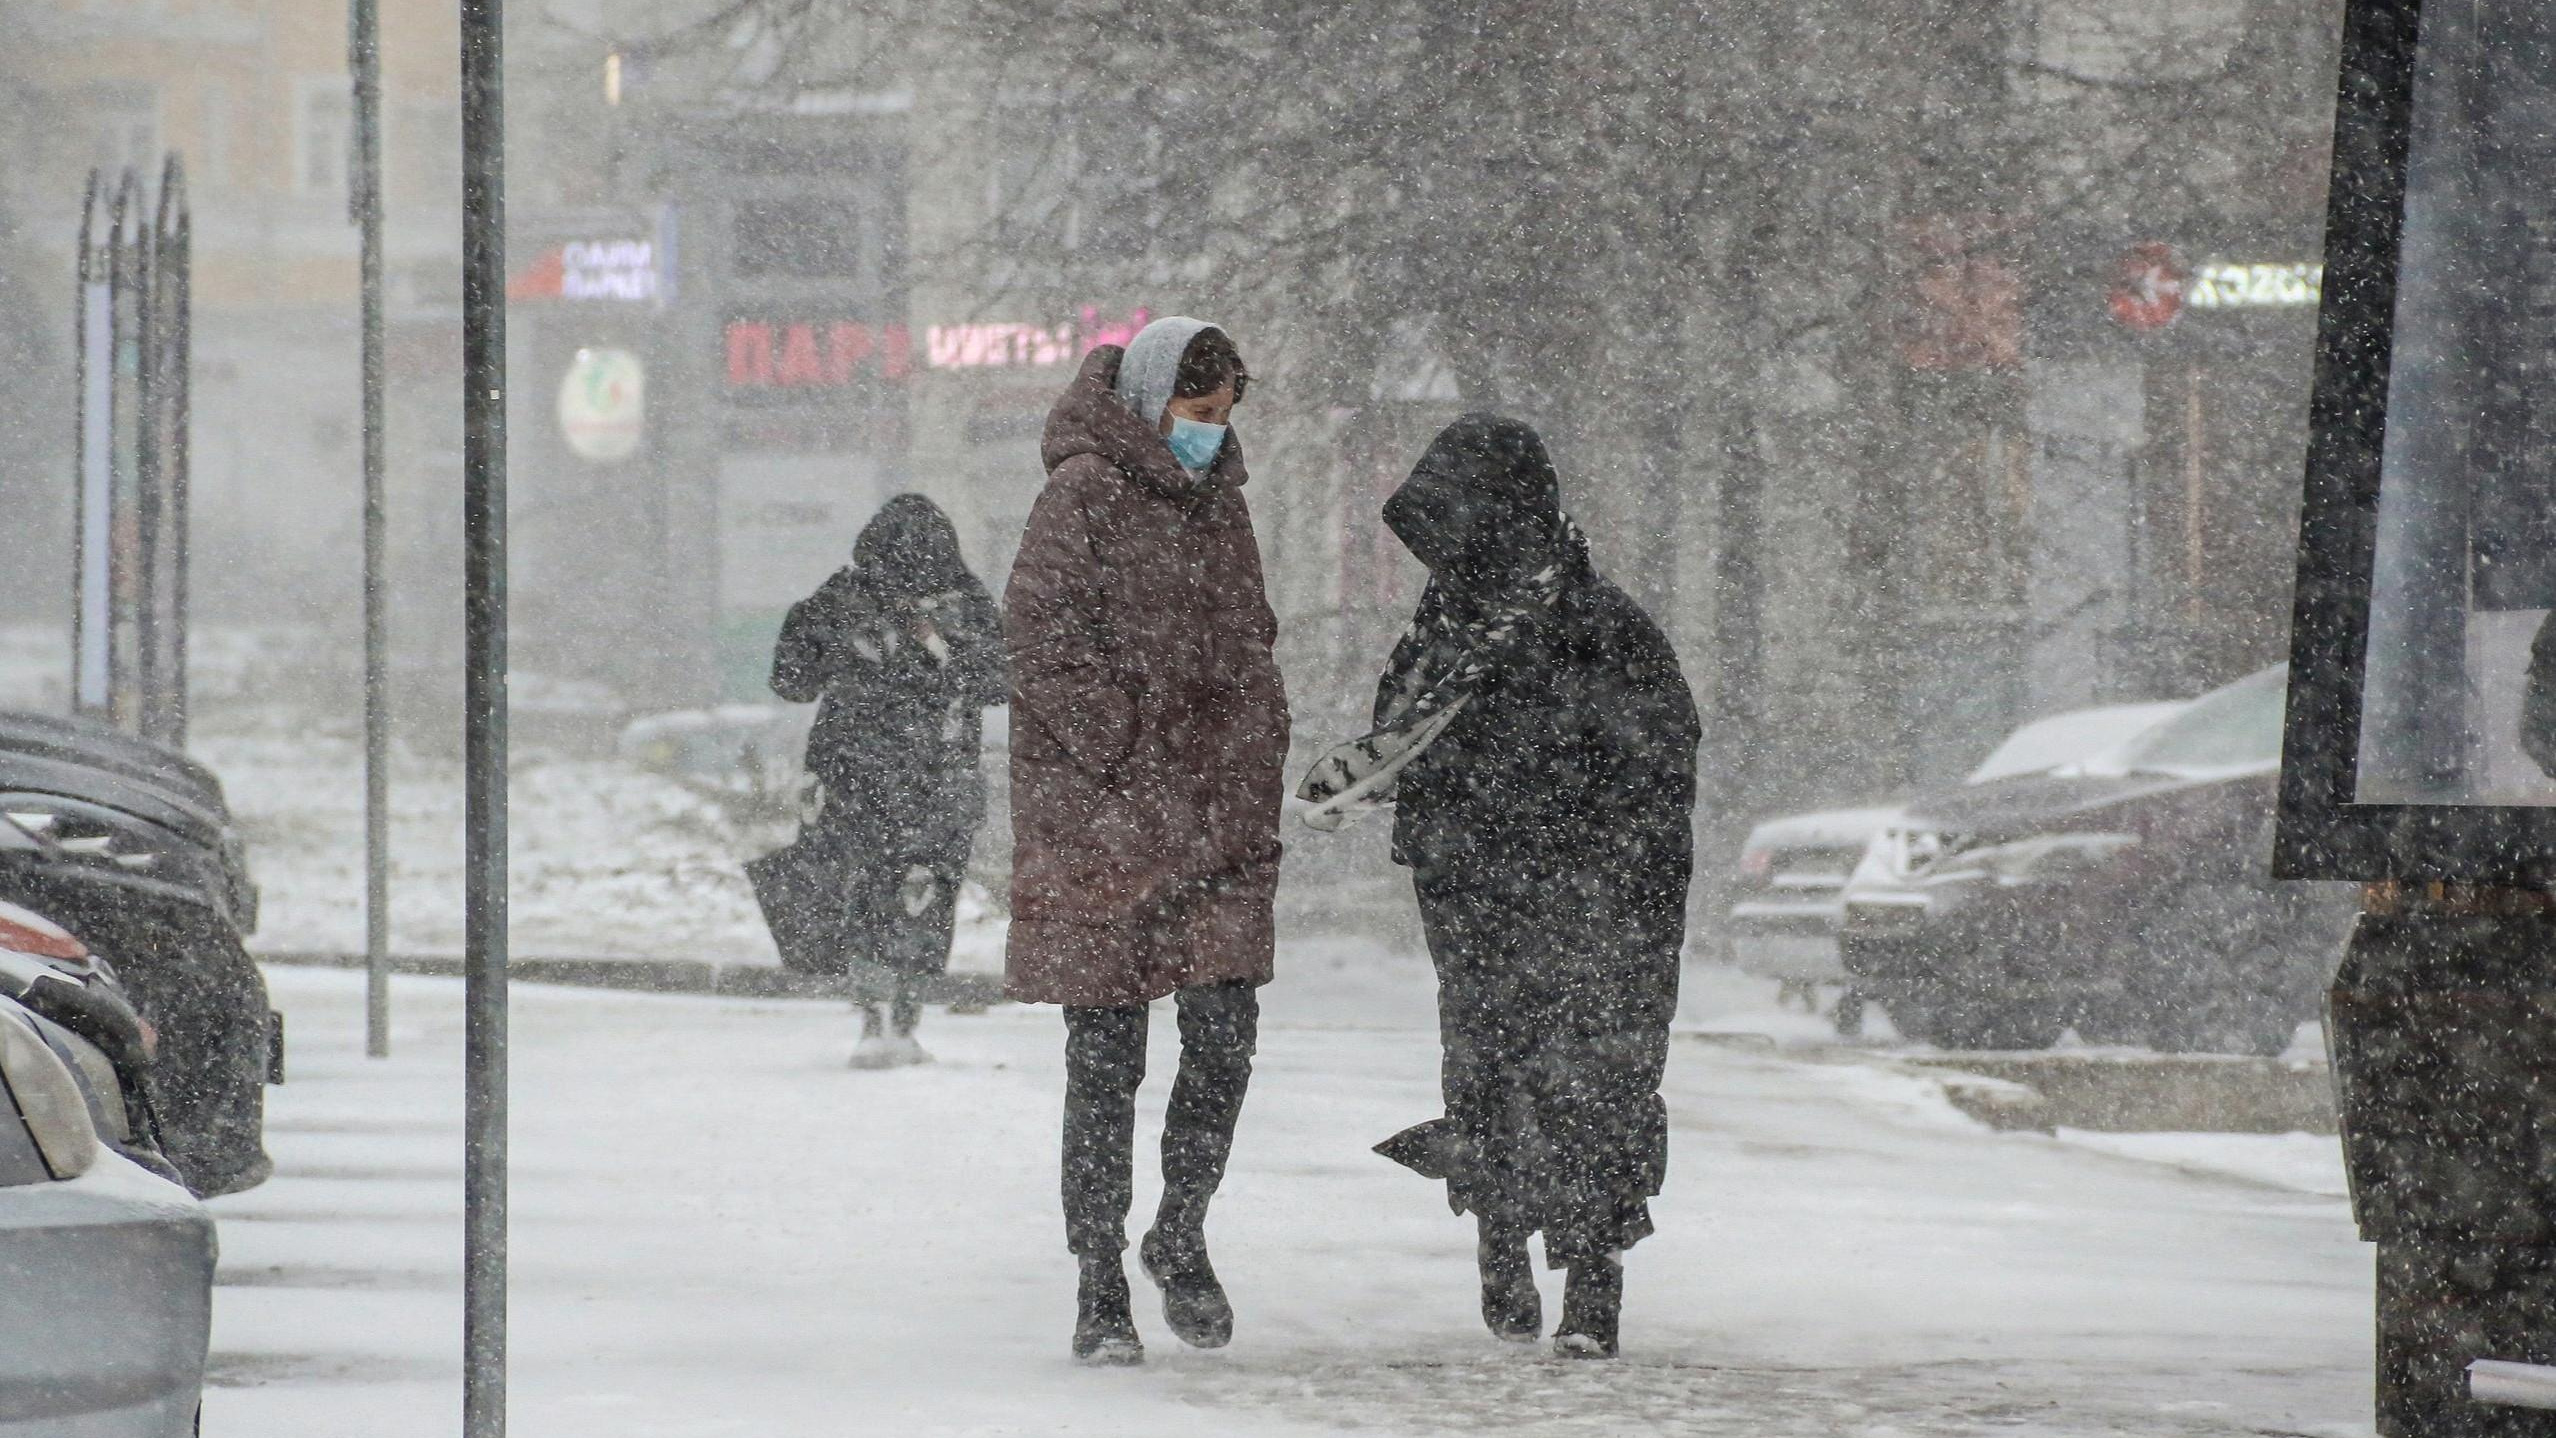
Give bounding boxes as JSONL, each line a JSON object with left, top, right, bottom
{"left": 2357, "top": 0, "right": 2556, "bottom": 804}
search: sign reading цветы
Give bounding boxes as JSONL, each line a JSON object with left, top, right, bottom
{"left": 2188, "top": 262, "right": 2323, "bottom": 310}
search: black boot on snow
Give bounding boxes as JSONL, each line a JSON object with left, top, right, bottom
{"left": 1072, "top": 1254, "right": 1144, "bottom": 1366}
{"left": 1553, "top": 1256, "right": 1623, "bottom": 1359}
{"left": 1139, "top": 1228, "right": 1234, "bottom": 1349}
{"left": 1478, "top": 1224, "right": 1542, "bottom": 1342}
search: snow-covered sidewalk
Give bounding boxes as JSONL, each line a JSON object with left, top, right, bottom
{"left": 201, "top": 961, "right": 2371, "bottom": 1437}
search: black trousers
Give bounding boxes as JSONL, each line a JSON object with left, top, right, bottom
{"left": 1061, "top": 981, "right": 1259, "bottom": 1258}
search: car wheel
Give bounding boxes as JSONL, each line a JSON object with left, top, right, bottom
{"left": 1924, "top": 999, "right": 2066, "bottom": 1052}
{"left": 1877, "top": 989, "right": 1937, "bottom": 1044}
{"left": 1841, "top": 935, "right": 1940, "bottom": 1044}
{"left": 1881, "top": 986, "right": 2062, "bottom": 1050}
{"left": 2146, "top": 1002, "right": 2299, "bottom": 1058}
{"left": 2069, "top": 999, "right": 2148, "bottom": 1047}
{"left": 2135, "top": 888, "right": 2318, "bottom": 1057}
{"left": 1831, "top": 986, "right": 1867, "bottom": 1040}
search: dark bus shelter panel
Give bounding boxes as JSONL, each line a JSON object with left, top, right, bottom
{"left": 2360, "top": 0, "right": 2556, "bottom": 806}
{"left": 2280, "top": 0, "right": 2556, "bottom": 880}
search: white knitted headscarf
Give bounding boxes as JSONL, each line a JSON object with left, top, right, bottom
{"left": 1114, "top": 316, "right": 1220, "bottom": 427}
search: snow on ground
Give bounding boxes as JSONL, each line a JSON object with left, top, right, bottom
{"left": 193, "top": 714, "right": 1001, "bottom": 976}
{"left": 199, "top": 723, "right": 790, "bottom": 963}
{"left": 10, "top": 626, "right": 2373, "bottom": 1430}
{"left": 204, "top": 962, "right": 2373, "bottom": 1438}
{"left": 2051, "top": 1130, "right": 2350, "bottom": 1199}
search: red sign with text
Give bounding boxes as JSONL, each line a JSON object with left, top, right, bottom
{"left": 726, "top": 321, "right": 912, "bottom": 389}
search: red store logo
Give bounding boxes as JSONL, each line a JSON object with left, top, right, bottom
{"left": 726, "top": 321, "right": 912, "bottom": 388}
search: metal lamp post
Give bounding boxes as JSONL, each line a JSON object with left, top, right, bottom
{"left": 460, "top": 0, "right": 510, "bottom": 1431}
{"left": 349, "top": 0, "right": 391, "bottom": 1060}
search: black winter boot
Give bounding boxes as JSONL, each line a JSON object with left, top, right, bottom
{"left": 1477, "top": 1222, "right": 1542, "bottom": 1342}
{"left": 1553, "top": 1255, "right": 1622, "bottom": 1359}
{"left": 1139, "top": 1227, "right": 1234, "bottom": 1349}
{"left": 1072, "top": 1254, "right": 1144, "bottom": 1365}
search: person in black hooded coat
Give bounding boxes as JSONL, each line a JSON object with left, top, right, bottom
{"left": 1300, "top": 414, "right": 1700, "bottom": 1358}
{"left": 760, "top": 494, "right": 1007, "bottom": 1067}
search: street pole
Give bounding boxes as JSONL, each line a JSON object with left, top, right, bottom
{"left": 460, "top": 0, "right": 510, "bottom": 1430}
{"left": 72, "top": 174, "right": 104, "bottom": 718}
{"left": 349, "top": 0, "right": 391, "bottom": 1060}
{"left": 161, "top": 165, "right": 192, "bottom": 748}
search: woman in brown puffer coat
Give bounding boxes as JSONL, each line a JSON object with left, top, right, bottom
{"left": 1003, "top": 317, "right": 1288, "bottom": 1365}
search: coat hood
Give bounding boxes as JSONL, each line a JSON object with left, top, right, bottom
{"left": 852, "top": 493, "right": 983, "bottom": 599}
{"left": 1114, "top": 316, "right": 1220, "bottom": 428}
{"left": 1041, "top": 345, "right": 1247, "bottom": 500}
{"left": 1384, "top": 412, "right": 1569, "bottom": 593}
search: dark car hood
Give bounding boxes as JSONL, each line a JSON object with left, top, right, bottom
{"left": 1898, "top": 766, "right": 2269, "bottom": 839}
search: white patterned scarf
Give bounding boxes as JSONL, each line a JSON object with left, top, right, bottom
{"left": 1295, "top": 516, "right": 1588, "bottom": 832}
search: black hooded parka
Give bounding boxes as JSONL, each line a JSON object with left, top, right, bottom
{"left": 1378, "top": 414, "right": 1701, "bottom": 1264}
{"left": 760, "top": 494, "right": 1008, "bottom": 977}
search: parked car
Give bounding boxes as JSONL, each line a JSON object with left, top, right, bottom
{"left": 1726, "top": 701, "right": 2188, "bottom": 1031}
{"left": 0, "top": 989, "right": 216, "bottom": 1437}
{"left": 0, "top": 711, "right": 275, "bottom": 1196}
{"left": 1837, "top": 666, "right": 2356, "bottom": 1054}
{"left": 0, "top": 896, "right": 180, "bottom": 1183}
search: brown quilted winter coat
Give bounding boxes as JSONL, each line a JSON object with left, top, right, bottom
{"left": 1001, "top": 345, "right": 1289, "bottom": 1007}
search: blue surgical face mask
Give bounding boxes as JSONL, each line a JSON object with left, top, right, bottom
{"left": 1166, "top": 416, "right": 1228, "bottom": 471}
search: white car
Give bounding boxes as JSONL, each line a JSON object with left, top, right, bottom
{"left": 0, "top": 991, "right": 215, "bottom": 1436}
{"left": 1724, "top": 701, "right": 2189, "bottom": 1025}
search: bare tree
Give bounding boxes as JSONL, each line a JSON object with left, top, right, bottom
{"left": 596, "top": 0, "right": 2339, "bottom": 817}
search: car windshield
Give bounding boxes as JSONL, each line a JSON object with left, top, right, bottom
{"left": 2082, "top": 666, "right": 2287, "bottom": 779}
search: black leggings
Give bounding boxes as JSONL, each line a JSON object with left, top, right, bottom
{"left": 1060, "top": 981, "right": 1260, "bottom": 1258}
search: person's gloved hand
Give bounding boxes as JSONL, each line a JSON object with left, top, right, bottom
{"left": 898, "top": 865, "right": 939, "bottom": 917}
{"left": 914, "top": 620, "right": 951, "bottom": 665}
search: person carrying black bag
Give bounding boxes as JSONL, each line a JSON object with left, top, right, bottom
{"left": 752, "top": 493, "right": 1008, "bottom": 1068}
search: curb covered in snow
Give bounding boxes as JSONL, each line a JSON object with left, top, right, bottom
{"left": 1899, "top": 1051, "right": 2337, "bottom": 1135}
{"left": 252, "top": 950, "right": 1009, "bottom": 1007}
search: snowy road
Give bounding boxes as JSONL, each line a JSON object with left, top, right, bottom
{"left": 201, "top": 962, "right": 2372, "bottom": 1437}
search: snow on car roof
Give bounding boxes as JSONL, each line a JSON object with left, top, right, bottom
{"left": 1743, "top": 701, "right": 2197, "bottom": 848}
{"left": 1965, "top": 701, "right": 2194, "bottom": 784}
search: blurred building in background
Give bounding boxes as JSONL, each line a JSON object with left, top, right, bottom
{"left": 5, "top": 0, "right": 461, "bottom": 657}
{"left": 0, "top": 0, "right": 2342, "bottom": 837}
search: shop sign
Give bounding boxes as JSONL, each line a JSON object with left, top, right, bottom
{"left": 557, "top": 347, "right": 645, "bottom": 462}
{"left": 2187, "top": 261, "right": 2323, "bottom": 310}
{"left": 726, "top": 321, "right": 912, "bottom": 388}
{"left": 508, "top": 238, "right": 664, "bottom": 304}
{"left": 923, "top": 306, "right": 1150, "bottom": 371}
{"left": 2108, "top": 242, "right": 2188, "bottom": 332}
{"left": 563, "top": 240, "right": 661, "bottom": 301}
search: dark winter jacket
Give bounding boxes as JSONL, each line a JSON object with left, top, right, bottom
{"left": 1002, "top": 344, "right": 1290, "bottom": 1007}
{"left": 772, "top": 495, "right": 1008, "bottom": 853}
{"left": 1382, "top": 417, "right": 1701, "bottom": 926}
